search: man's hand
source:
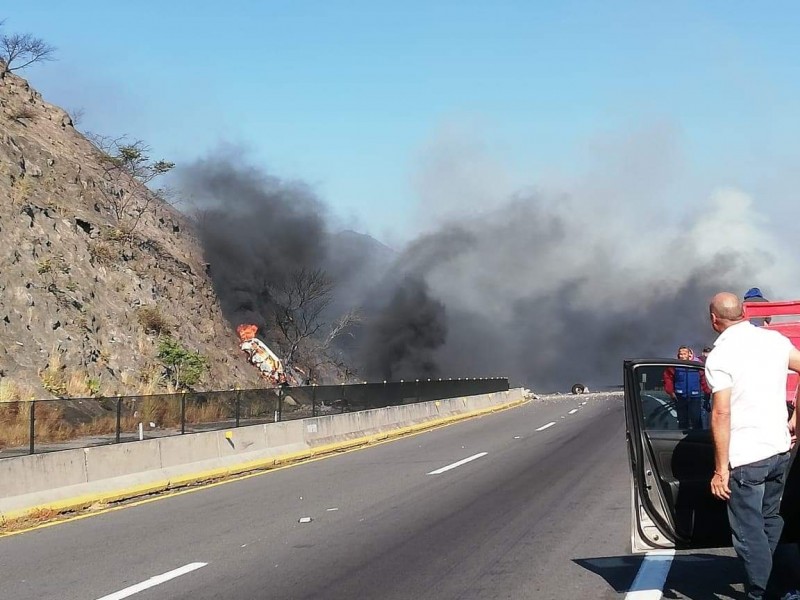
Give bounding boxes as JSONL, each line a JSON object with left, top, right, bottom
{"left": 790, "top": 407, "right": 797, "bottom": 449}
{"left": 711, "top": 469, "right": 731, "bottom": 501}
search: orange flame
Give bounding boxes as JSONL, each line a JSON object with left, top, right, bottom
{"left": 236, "top": 324, "right": 258, "bottom": 342}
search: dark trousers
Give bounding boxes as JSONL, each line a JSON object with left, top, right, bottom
{"left": 728, "top": 451, "right": 792, "bottom": 599}
{"left": 676, "top": 395, "right": 703, "bottom": 429}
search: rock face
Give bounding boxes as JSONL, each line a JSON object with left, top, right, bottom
{"left": 0, "top": 71, "right": 264, "bottom": 398}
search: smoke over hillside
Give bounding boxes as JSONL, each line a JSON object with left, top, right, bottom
{"left": 177, "top": 154, "right": 330, "bottom": 335}
{"left": 178, "top": 129, "right": 799, "bottom": 390}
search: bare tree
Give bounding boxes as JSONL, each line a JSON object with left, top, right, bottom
{"left": 267, "top": 268, "right": 334, "bottom": 367}
{"left": 323, "top": 308, "right": 362, "bottom": 349}
{"left": 87, "top": 133, "right": 175, "bottom": 236}
{"left": 67, "top": 106, "right": 85, "bottom": 127}
{"left": 0, "top": 28, "right": 56, "bottom": 75}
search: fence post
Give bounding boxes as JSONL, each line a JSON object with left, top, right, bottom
{"left": 277, "top": 386, "right": 283, "bottom": 422}
{"left": 115, "top": 397, "right": 121, "bottom": 443}
{"left": 181, "top": 392, "right": 186, "bottom": 434}
{"left": 312, "top": 384, "right": 317, "bottom": 418}
{"left": 235, "top": 388, "right": 241, "bottom": 427}
{"left": 29, "top": 400, "right": 35, "bottom": 455}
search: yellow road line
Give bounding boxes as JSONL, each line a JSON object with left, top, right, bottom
{"left": 0, "top": 398, "right": 527, "bottom": 538}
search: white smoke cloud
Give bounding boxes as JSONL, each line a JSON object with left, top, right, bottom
{"left": 394, "top": 121, "right": 800, "bottom": 388}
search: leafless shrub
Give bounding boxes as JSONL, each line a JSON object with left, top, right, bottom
{"left": 137, "top": 306, "right": 171, "bottom": 335}
{"left": 86, "top": 133, "right": 174, "bottom": 237}
{"left": 88, "top": 240, "right": 119, "bottom": 265}
{"left": 8, "top": 105, "right": 35, "bottom": 123}
{"left": 67, "top": 106, "right": 85, "bottom": 127}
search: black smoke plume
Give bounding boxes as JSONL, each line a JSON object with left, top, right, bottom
{"left": 177, "top": 154, "right": 330, "bottom": 336}
{"left": 177, "top": 139, "right": 795, "bottom": 391}
{"left": 360, "top": 276, "right": 446, "bottom": 381}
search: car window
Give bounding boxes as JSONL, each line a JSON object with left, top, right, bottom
{"left": 634, "top": 364, "right": 709, "bottom": 432}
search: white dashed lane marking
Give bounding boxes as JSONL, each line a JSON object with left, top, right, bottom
{"left": 428, "top": 452, "right": 488, "bottom": 475}
{"left": 568, "top": 408, "right": 579, "bottom": 414}
{"left": 535, "top": 422, "right": 556, "bottom": 431}
{"left": 96, "top": 562, "right": 207, "bottom": 600}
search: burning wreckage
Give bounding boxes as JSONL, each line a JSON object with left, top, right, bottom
{"left": 236, "top": 324, "right": 289, "bottom": 386}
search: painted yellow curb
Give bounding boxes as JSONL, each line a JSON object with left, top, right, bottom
{"left": 0, "top": 397, "right": 527, "bottom": 528}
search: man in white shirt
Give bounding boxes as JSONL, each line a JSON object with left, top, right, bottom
{"left": 705, "top": 292, "right": 800, "bottom": 600}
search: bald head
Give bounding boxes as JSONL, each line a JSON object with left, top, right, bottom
{"left": 710, "top": 292, "right": 745, "bottom": 323}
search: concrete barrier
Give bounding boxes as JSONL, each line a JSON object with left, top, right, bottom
{"left": 84, "top": 439, "right": 162, "bottom": 481}
{"left": 0, "top": 388, "right": 526, "bottom": 525}
{"left": 0, "top": 449, "right": 87, "bottom": 497}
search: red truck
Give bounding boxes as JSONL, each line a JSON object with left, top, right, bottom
{"left": 742, "top": 299, "right": 800, "bottom": 411}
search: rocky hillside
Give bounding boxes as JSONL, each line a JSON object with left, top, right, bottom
{"left": 0, "top": 71, "right": 265, "bottom": 399}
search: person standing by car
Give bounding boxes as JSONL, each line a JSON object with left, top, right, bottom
{"left": 705, "top": 292, "right": 800, "bottom": 600}
{"left": 663, "top": 345, "right": 709, "bottom": 429}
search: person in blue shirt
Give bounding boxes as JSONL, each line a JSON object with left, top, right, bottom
{"left": 663, "top": 345, "right": 710, "bottom": 429}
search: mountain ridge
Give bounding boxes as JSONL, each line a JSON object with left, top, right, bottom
{"left": 0, "top": 70, "right": 265, "bottom": 399}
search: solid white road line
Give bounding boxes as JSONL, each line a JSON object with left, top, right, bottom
{"left": 624, "top": 550, "right": 675, "bottom": 599}
{"left": 568, "top": 408, "right": 579, "bottom": 414}
{"left": 428, "top": 452, "right": 488, "bottom": 475}
{"left": 535, "top": 422, "right": 556, "bottom": 431}
{"left": 96, "top": 562, "right": 208, "bottom": 600}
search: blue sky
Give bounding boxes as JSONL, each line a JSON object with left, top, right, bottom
{"left": 7, "top": 1, "right": 800, "bottom": 243}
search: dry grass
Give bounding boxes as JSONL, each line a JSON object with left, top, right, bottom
{"left": 10, "top": 175, "right": 32, "bottom": 206}
{"left": 38, "top": 349, "right": 102, "bottom": 399}
{"left": 0, "top": 379, "right": 22, "bottom": 402}
{"left": 64, "top": 372, "right": 101, "bottom": 398}
{"left": 0, "top": 394, "right": 238, "bottom": 448}
{"left": 184, "top": 400, "right": 230, "bottom": 425}
{"left": 136, "top": 331, "right": 154, "bottom": 355}
{"left": 88, "top": 240, "right": 119, "bottom": 265}
{"left": 39, "top": 347, "right": 68, "bottom": 397}
{"left": 138, "top": 363, "right": 164, "bottom": 395}
{"left": 139, "top": 395, "right": 182, "bottom": 426}
{"left": 0, "top": 401, "right": 72, "bottom": 447}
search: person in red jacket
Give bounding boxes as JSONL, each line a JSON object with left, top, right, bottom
{"left": 663, "top": 345, "right": 711, "bottom": 429}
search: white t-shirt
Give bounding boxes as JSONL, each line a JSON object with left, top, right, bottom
{"left": 704, "top": 320, "right": 792, "bottom": 468}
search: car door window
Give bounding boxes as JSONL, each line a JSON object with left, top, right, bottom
{"left": 635, "top": 364, "right": 709, "bottom": 431}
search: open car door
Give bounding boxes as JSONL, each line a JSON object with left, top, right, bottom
{"left": 624, "top": 359, "right": 800, "bottom": 553}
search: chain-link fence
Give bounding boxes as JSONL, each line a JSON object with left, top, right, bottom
{"left": 0, "top": 378, "right": 509, "bottom": 458}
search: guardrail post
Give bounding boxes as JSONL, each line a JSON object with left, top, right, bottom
{"left": 277, "top": 386, "right": 283, "bottom": 422}
{"left": 416, "top": 379, "right": 420, "bottom": 404}
{"left": 312, "top": 384, "right": 317, "bottom": 418}
{"left": 181, "top": 392, "right": 186, "bottom": 434}
{"left": 341, "top": 383, "right": 346, "bottom": 414}
{"left": 29, "top": 400, "right": 35, "bottom": 455}
{"left": 115, "top": 397, "right": 121, "bottom": 443}
{"left": 235, "top": 388, "right": 242, "bottom": 427}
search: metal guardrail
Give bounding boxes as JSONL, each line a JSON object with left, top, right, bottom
{"left": 0, "top": 378, "right": 509, "bottom": 458}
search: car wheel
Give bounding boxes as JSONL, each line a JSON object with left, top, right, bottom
{"left": 571, "top": 383, "right": 586, "bottom": 395}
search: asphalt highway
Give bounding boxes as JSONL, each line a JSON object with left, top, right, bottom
{"left": 0, "top": 393, "right": 755, "bottom": 599}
